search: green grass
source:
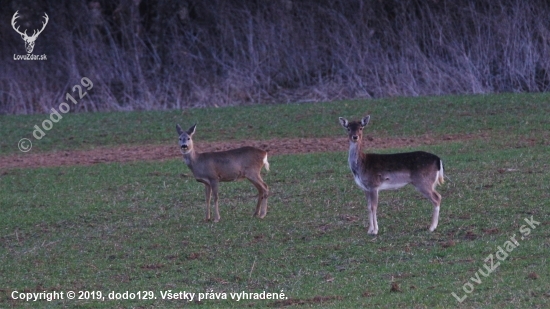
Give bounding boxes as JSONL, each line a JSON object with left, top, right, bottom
{"left": 1, "top": 94, "right": 549, "bottom": 308}
{"left": 2, "top": 92, "right": 549, "bottom": 155}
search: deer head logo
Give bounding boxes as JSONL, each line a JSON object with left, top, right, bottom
{"left": 11, "top": 11, "right": 49, "bottom": 54}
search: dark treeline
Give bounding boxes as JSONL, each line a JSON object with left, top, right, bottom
{"left": 2, "top": 0, "right": 550, "bottom": 114}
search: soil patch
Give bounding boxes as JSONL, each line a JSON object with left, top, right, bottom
{"left": 1, "top": 133, "right": 485, "bottom": 170}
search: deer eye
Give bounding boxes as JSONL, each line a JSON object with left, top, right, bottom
{"left": 359, "top": 127, "right": 363, "bottom": 131}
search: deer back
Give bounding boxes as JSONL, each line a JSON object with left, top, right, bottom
{"left": 188, "top": 147, "right": 267, "bottom": 182}
{"left": 358, "top": 151, "right": 442, "bottom": 189}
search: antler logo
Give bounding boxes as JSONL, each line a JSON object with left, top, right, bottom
{"left": 11, "top": 11, "right": 49, "bottom": 54}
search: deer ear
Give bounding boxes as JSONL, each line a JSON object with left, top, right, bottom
{"left": 176, "top": 124, "right": 184, "bottom": 135}
{"left": 339, "top": 117, "right": 348, "bottom": 128}
{"left": 187, "top": 123, "right": 197, "bottom": 135}
{"left": 361, "top": 115, "right": 370, "bottom": 127}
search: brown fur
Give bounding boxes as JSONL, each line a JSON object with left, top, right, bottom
{"left": 339, "top": 115, "right": 444, "bottom": 234}
{"left": 177, "top": 124, "right": 269, "bottom": 222}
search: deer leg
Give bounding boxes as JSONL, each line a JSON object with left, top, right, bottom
{"left": 248, "top": 175, "right": 269, "bottom": 218}
{"left": 258, "top": 179, "right": 268, "bottom": 218}
{"left": 428, "top": 190, "right": 441, "bottom": 232}
{"left": 203, "top": 183, "right": 212, "bottom": 222}
{"left": 211, "top": 181, "right": 221, "bottom": 222}
{"left": 366, "top": 190, "right": 379, "bottom": 235}
{"left": 416, "top": 184, "right": 442, "bottom": 232}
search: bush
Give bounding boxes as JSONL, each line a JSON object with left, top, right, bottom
{"left": 2, "top": 0, "right": 550, "bottom": 114}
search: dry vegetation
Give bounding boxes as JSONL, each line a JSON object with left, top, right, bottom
{"left": 2, "top": 0, "right": 550, "bottom": 114}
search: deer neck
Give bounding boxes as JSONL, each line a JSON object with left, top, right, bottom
{"left": 182, "top": 148, "right": 198, "bottom": 167}
{"left": 348, "top": 140, "right": 364, "bottom": 176}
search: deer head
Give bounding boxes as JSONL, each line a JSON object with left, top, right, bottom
{"left": 339, "top": 115, "right": 370, "bottom": 143}
{"left": 11, "top": 11, "right": 49, "bottom": 54}
{"left": 176, "top": 123, "right": 196, "bottom": 154}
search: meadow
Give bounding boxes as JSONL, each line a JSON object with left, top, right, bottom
{"left": 1, "top": 93, "right": 549, "bottom": 308}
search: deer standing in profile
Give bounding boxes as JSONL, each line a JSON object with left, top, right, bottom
{"left": 339, "top": 115, "right": 444, "bottom": 235}
{"left": 176, "top": 124, "right": 269, "bottom": 222}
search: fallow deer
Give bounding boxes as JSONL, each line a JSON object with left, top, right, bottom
{"left": 176, "top": 124, "right": 269, "bottom": 222}
{"left": 339, "top": 115, "right": 444, "bottom": 235}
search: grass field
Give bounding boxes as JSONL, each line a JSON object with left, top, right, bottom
{"left": 1, "top": 93, "right": 549, "bottom": 308}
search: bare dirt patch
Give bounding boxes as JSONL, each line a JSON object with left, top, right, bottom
{"left": 0, "top": 133, "right": 485, "bottom": 170}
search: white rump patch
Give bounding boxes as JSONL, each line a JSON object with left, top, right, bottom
{"left": 263, "top": 154, "right": 270, "bottom": 171}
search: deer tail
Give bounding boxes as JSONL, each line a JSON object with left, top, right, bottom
{"left": 263, "top": 153, "right": 270, "bottom": 172}
{"left": 437, "top": 159, "right": 445, "bottom": 185}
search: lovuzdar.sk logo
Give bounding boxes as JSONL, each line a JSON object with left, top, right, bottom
{"left": 12, "top": 10, "right": 48, "bottom": 60}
